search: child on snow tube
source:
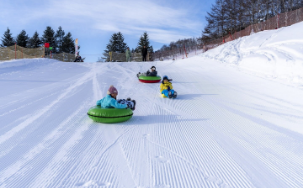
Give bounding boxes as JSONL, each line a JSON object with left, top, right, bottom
{"left": 96, "top": 85, "right": 136, "bottom": 110}
{"left": 160, "top": 75, "right": 177, "bottom": 98}
{"left": 137, "top": 66, "right": 158, "bottom": 77}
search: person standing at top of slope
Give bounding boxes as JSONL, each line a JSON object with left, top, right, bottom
{"left": 142, "top": 46, "right": 148, "bottom": 61}
{"left": 137, "top": 66, "right": 157, "bottom": 77}
{"left": 160, "top": 75, "right": 177, "bottom": 99}
{"left": 74, "top": 54, "right": 83, "bottom": 62}
{"left": 126, "top": 47, "right": 132, "bottom": 62}
{"left": 96, "top": 85, "right": 136, "bottom": 110}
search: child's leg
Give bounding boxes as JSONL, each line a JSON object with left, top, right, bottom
{"left": 118, "top": 100, "right": 135, "bottom": 109}
{"left": 162, "top": 90, "right": 170, "bottom": 98}
{"left": 126, "top": 101, "right": 135, "bottom": 110}
{"left": 117, "top": 99, "right": 127, "bottom": 104}
{"left": 172, "top": 90, "right": 177, "bottom": 98}
{"left": 169, "top": 90, "right": 177, "bottom": 98}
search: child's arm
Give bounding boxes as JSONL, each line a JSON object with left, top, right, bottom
{"left": 170, "top": 83, "right": 173, "bottom": 90}
{"left": 149, "top": 71, "right": 157, "bottom": 76}
{"left": 110, "top": 98, "right": 128, "bottom": 109}
{"left": 96, "top": 99, "right": 102, "bottom": 106}
{"left": 160, "top": 84, "right": 164, "bottom": 93}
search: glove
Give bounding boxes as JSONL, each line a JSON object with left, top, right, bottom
{"left": 167, "top": 86, "right": 171, "bottom": 91}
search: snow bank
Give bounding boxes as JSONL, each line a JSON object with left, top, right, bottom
{"left": 202, "top": 22, "right": 303, "bottom": 86}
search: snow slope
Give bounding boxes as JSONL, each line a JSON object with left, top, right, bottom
{"left": 0, "top": 57, "right": 303, "bottom": 188}
{"left": 202, "top": 22, "right": 303, "bottom": 86}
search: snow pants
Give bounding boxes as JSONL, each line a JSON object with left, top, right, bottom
{"left": 117, "top": 99, "right": 135, "bottom": 109}
{"left": 162, "top": 89, "right": 175, "bottom": 98}
{"left": 126, "top": 56, "right": 131, "bottom": 62}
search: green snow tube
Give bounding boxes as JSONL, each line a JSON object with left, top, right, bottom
{"left": 139, "top": 75, "right": 161, "bottom": 83}
{"left": 87, "top": 106, "right": 133, "bottom": 123}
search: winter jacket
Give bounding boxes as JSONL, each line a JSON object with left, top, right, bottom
{"left": 74, "top": 56, "right": 82, "bottom": 62}
{"left": 146, "top": 70, "right": 157, "bottom": 76}
{"left": 160, "top": 81, "right": 173, "bottom": 93}
{"left": 126, "top": 49, "right": 132, "bottom": 58}
{"left": 96, "top": 94, "right": 127, "bottom": 109}
{"left": 142, "top": 48, "right": 148, "bottom": 56}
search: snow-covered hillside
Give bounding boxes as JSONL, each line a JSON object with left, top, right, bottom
{"left": 0, "top": 56, "right": 303, "bottom": 187}
{"left": 203, "top": 22, "right": 303, "bottom": 86}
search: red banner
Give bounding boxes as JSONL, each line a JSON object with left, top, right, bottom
{"left": 44, "top": 43, "right": 50, "bottom": 48}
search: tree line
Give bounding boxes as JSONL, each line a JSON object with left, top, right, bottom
{"left": 155, "top": 0, "right": 303, "bottom": 60}
{"left": 101, "top": 31, "right": 154, "bottom": 61}
{"left": 158, "top": 38, "right": 200, "bottom": 53}
{"left": 1, "top": 26, "right": 77, "bottom": 54}
{"left": 153, "top": 37, "right": 202, "bottom": 60}
{"left": 202, "top": 0, "right": 303, "bottom": 43}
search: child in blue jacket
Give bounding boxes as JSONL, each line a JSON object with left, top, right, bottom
{"left": 96, "top": 85, "right": 136, "bottom": 110}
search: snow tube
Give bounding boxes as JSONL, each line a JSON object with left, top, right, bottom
{"left": 87, "top": 106, "right": 133, "bottom": 123}
{"left": 139, "top": 75, "right": 161, "bottom": 83}
{"left": 161, "top": 94, "right": 167, "bottom": 98}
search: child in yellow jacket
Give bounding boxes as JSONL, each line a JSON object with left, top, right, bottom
{"left": 160, "top": 75, "right": 177, "bottom": 98}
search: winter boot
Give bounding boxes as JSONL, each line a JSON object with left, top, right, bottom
{"left": 127, "top": 97, "right": 131, "bottom": 101}
{"left": 168, "top": 91, "right": 173, "bottom": 99}
{"left": 131, "top": 100, "right": 136, "bottom": 110}
{"left": 172, "top": 91, "right": 177, "bottom": 99}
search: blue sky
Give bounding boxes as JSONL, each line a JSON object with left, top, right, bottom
{"left": 0, "top": 0, "right": 214, "bottom": 62}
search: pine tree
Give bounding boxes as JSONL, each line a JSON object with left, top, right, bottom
{"left": 55, "top": 26, "right": 65, "bottom": 53}
{"left": 104, "top": 33, "right": 119, "bottom": 53}
{"left": 1, "top": 28, "right": 15, "bottom": 47}
{"left": 136, "top": 32, "right": 151, "bottom": 53}
{"left": 41, "top": 26, "right": 56, "bottom": 49}
{"left": 62, "top": 32, "right": 75, "bottom": 53}
{"left": 149, "top": 45, "right": 154, "bottom": 53}
{"left": 116, "top": 32, "right": 128, "bottom": 53}
{"left": 28, "top": 31, "right": 42, "bottom": 48}
{"left": 16, "top": 30, "right": 29, "bottom": 47}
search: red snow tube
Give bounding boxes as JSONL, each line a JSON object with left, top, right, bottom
{"left": 138, "top": 75, "right": 161, "bottom": 83}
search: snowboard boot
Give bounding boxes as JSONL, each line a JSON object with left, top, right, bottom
{"left": 131, "top": 100, "right": 136, "bottom": 111}
{"left": 168, "top": 91, "right": 173, "bottom": 99}
{"left": 172, "top": 91, "right": 177, "bottom": 99}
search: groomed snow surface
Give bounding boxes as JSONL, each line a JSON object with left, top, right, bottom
{"left": 1, "top": 22, "right": 303, "bottom": 188}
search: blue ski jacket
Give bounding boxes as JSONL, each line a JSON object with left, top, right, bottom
{"left": 96, "top": 95, "right": 127, "bottom": 109}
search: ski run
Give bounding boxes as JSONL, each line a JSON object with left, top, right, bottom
{"left": 0, "top": 22, "right": 303, "bottom": 188}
